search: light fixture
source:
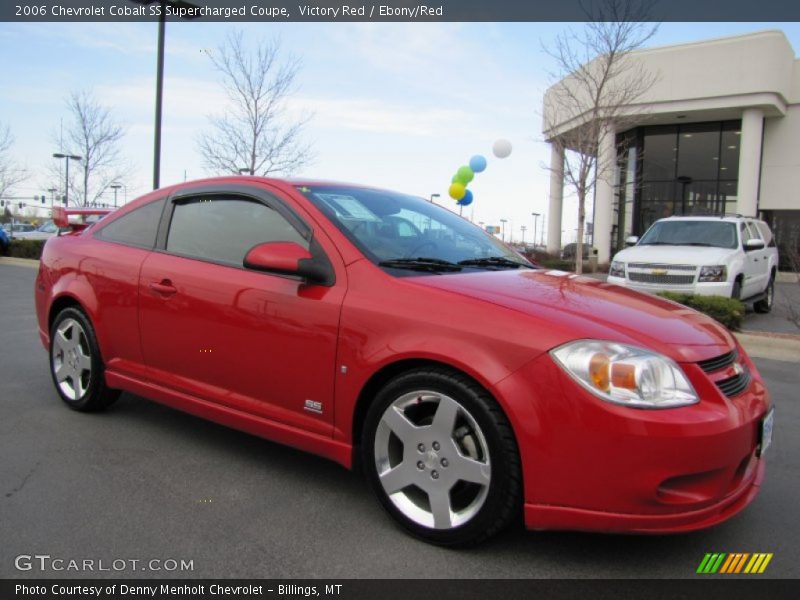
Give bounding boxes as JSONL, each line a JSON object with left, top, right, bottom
{"left": 728, "top": 145, "right": 737, "bottom": 149}
{"left": 683, "top": 133, "right": 693, "bottom": 138}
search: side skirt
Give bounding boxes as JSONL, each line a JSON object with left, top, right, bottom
{"left": 105, "top": 371, "right": 353, "bottom": 469}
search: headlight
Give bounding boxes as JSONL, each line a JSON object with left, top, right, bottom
{"left": 609, "top": 261, "right": 625, "bottom": 278}
{"left": 698, "top": 265, "right": 726, "bottom": 282}
{"left": 551, "top": 341, "right": 698, "bottom": 409}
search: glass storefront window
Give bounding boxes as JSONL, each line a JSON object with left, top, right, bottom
{"left": 613, "top": 120, "right": 741, "bottom": 240}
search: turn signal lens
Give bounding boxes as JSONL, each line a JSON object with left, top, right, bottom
{"left": 589, "top": 353, "right": 610, "bottom": 391}
{"left": 551, "top": 341, "right": 699, "bottom": 409}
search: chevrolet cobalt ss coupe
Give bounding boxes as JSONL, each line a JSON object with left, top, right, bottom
{"left": 35, "top": 178, "right": 772, "bottom": 546}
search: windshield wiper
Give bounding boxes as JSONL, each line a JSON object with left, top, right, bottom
{"left": 457, "top": 256, "right": 533, "bottom": 269}
{"left": 378, "top": 257, "right": 463, "bottom": 273}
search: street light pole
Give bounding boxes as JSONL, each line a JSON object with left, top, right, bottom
{"left": 500, "top": 218, "right": 508, "bottom": 242}
{"left": 531, "top": 212, "right": 540, "bottom": 250}
{"left": 52, "top": 153, "right": 82, "bottom": 207}
{"left": 429, "top": 193, "right": 440, "bottom": 203}
{"left": 110, "top": 183, "right": 122, "bottom": 208}
{"left": 521, "top": 225, "right": 527, "bottom": 245}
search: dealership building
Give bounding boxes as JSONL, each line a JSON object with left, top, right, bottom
{"left": 543, "top": 30, "right": 800, "bottom": 268}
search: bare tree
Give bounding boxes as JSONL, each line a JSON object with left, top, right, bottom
{"left": 0, "top": 124, "right": 28, "bottom": 201}
{"left": 542, "top": 0, "right": 659, "bottom": 273}
{"left": 198, "top": 31, "right": 312, "bottom": 176}
{"left": 53, "top": 91, "right": 126, "bottom": 206}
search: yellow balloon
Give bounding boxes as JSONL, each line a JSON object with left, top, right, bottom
{"left": 449, "top": 182, "right": 466, "bottom": 200}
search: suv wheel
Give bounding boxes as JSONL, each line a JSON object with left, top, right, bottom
{"left": 731, "top": 278, "right": 742, "bottom": 300}
{"left": 362, "top": 368, "right": 521, "bottom": 547}
{"left": 754, "top": 276, "right": 775, "bottom": 314}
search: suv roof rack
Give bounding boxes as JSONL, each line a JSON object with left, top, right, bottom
{"left": 664, "top": 213, "right": 744, "bottom": 219}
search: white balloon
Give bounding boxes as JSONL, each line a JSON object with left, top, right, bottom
{"left": 492, "top": 139, "right": 512, "bottom": 159}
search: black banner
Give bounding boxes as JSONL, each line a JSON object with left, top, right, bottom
{"left": 3, "top": 0, "right": 800, "bottom": 23}
{"left": 2, "top": 580, "right": 800, "bottom": 600}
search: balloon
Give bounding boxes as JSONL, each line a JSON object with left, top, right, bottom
{"left": 469, "top": 155, "right": 487, "bottom": 173}
{"left": 456, "top": 166, "right": 474, "bottom": 183}
{"left": 452, "top": 173, "right": 467, "bottom": 184}
{"left": 448, "top": 182, "right": 466, "bottom": 200}
{"left": 457, "top": 189, "right": 474, "bottom": 206}
{"left": 492, "top": 139, "right": 512, "bottom": 159}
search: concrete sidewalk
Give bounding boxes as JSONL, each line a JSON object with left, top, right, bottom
{"left": 0, "top": 256, "right": 39, "bottom": 269}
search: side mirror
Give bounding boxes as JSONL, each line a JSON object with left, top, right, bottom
{"left": 744, "top": 238, "right": 765, "bottom": 252}
{"left": 625, "top": 235, "right": 639, "bottom": 246}
{"left": 244, "top": 241, "right": 330, "bottom": 284}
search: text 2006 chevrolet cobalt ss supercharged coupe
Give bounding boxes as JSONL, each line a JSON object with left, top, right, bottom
{"left": 35, "top": 177, "right": 773, "bottom": 546}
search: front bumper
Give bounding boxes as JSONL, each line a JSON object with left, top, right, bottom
{"left": 494, "top": 343, "right": 771, "bottom": 533}
{"left": 607, "top": 275, "right": 734, "bottom": 297}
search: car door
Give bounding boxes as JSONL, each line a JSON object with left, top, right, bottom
{"left": 742, "top": 221, "right": 766, "bottom": 298}
{"left": 138, "top": 186, "right": 345, "bottom": 436}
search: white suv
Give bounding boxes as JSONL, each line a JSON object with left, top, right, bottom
{"left": 607, "top": 216, "right": 779, "bottom": 313}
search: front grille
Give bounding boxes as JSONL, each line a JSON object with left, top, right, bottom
{"left": 698, "top": 350, "right": 737, "bottom": 373}
{"left": 628, "top": 272, "right": 695, "bottom": 285}
{"left": 628, "top": 263, "right": 697, "bottom": 272}
{"left": 716, "top": 371, "right": 751, "bottom": 397}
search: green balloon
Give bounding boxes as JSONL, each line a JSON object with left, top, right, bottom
{"left": 452, "top": 173, "right": 467, "bottom": 185}
{"left": 457, "top": 165, "right": 474, "bottom": 184}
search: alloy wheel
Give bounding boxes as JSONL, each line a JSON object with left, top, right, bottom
{"left": 373, "top": 391, "right": 491, "bottom": 530}
{"left": 51, "top": 318, "right": 92, "bottom": 401}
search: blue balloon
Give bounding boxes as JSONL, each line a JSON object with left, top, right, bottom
{"left": 457, "top": 189, "right": 474, "bottom": 206}
{"left": 469, "top": 155, "right": 487, "bottom": 173}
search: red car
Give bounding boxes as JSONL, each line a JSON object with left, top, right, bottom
{"left": 35, "top": 177, "right": 773, "bottom": 546}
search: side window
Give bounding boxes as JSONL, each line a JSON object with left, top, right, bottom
{"left": 755, "top": 222, "right": 776, "bottom": 247}
{"left": 96, "top": 198, "right": 165, "bottom": 248}
{"left": 166, "top": 196, "right": 308, "bottom": 267}
{"left": 745, "top": 222, "right": 761, "bottom": 241}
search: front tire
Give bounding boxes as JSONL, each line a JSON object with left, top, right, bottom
{"left": 754, "top": 276, "right": 775, "bottom": 314}
{"left": 362, "top": 368, "right": 521, "bottom": 546}
{"left": 49, "top": 307, "right": 120, "bottom": 412}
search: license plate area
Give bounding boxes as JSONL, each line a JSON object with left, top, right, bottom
{"left": 758, "top": 409, "right": 774, "bottom": 458}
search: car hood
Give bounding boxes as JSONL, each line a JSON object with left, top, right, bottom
{"left": 613, "top": 244, "right": 737, "bottom": 265}
{"left": 410, "top": 269, "right": 735, "bottom": 363}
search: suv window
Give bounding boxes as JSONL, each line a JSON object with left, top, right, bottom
{"left": 639, "top": 220, "right": 737, "bottom": 249}
{"left": 166, "top": 196, "right": 308, "bottom": 267}
{"left": 96, "top": 198, "right": 165, "bottom": 248}
{"left": 754, "top": 221, "right": 776, "bottom": 247}
{"left": 744, "top": 222, "right": 762, "bottom": 242}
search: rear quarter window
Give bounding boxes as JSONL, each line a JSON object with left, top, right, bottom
{"left": 95, "top": 198, "right": 165, "bottom": 249}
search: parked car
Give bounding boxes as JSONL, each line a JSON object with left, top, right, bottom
{"left": 3, "top": 222, "right": 36, "bottom": 236}
{"left": 561, "top": 242, "right": 592, "bottom": 260}
{"left": 608, "top": 216, "right": 779, "bottom": 312}
{"left": 35, "top": 178, "right": 772, "bottom": 546}
{"left": 14, "top": 220, "right": 61, "bottom": 240}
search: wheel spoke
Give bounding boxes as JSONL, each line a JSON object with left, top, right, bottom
{"left": 55, "top": 362, "right": 70, "bottom": 383}
{"left": 429, "top": 489, "right": 453, "bottom": 529}
{"left": 380, "top": 406, "right": 418, "bottom": 443}
{"left": 453, "top": 455, "right": 491, "bottom": 486}
{"left": 379, "top": 464, "right": 414, "bottom": 495}
{"left": 54, "top": 328, "right": 71, "bottom": 352}
{"left": 77, "top": 350, "right": 92, "bottom": 372}
{"left": 431, "top": 395, "right": 459, "bottom": 438}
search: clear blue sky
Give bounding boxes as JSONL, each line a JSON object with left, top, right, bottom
{"left": 2, "top": 21, "right": 800, "bottom": 243}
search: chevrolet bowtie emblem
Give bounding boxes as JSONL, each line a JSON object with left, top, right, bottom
{"left": 652, "top": 269, "right": 668, "bottom": 276}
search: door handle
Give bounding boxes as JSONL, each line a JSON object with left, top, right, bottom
{"left": 150, "top": 279, "right": 177, "bottom": 296}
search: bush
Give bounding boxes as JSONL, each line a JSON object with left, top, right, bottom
{"left": 7, "top": 239, "right": 45, "bottom": 260}
{"left": 522, "top": 250, "right": 575, "bottom": 272}
{"left": 657, "top": 292, "right": 745, "bottom": 331}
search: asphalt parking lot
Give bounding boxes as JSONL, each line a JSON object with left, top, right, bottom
{"left": 1, "top": 263, "right": 798, "bottom": 579}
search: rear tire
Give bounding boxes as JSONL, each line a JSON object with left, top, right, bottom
{"left": 49, "top": 307, "right": 120, "bottom": 412}
{"left": 362, "top": 367, "right": 522, "bottom": 547}
{"left": 754, "top": 276, "right": 774, "bottom": 314}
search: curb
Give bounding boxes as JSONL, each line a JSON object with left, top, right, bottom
{"left": 0, "top": 257, "right": 39, "bottom": 269}
{"left": 736, "top": 330, "right": 800, "bottom": 363}
{"left": 776, "top": 271, "right": 798, "bottom": 284}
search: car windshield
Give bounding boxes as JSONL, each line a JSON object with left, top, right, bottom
{"left": 638, "top": 220, "right": 738, "bottom": 249}
{"left": 298, "top": 185, "right": 531, "bottom": 273}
